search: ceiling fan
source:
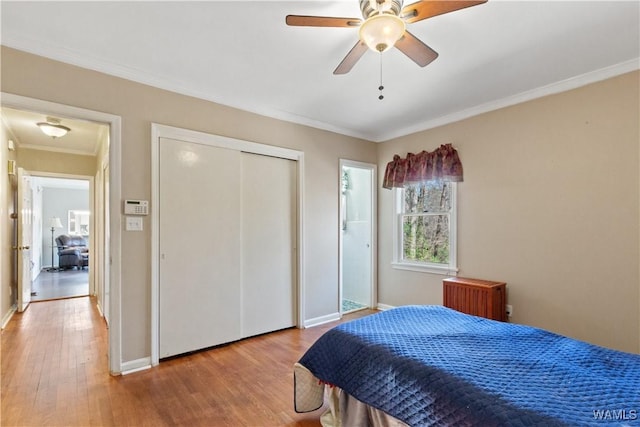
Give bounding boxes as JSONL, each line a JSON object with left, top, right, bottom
{"left": 286, "top": 0, "right": 487, "bottom": 75}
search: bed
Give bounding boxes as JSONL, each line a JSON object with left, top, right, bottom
{"left": 294, "top": 305, "right": 640, "bottom": 426}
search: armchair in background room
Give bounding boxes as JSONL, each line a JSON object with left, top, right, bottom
{"left": 55, "top": 235, "right": 89, "bottom": 270}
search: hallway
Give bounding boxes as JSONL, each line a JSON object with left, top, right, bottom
{"left": 1, "top": 297, "right": 109, "bottom": 425}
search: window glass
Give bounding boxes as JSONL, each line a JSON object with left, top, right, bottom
{"left": 394, "top": 181, "right": 457, "bottom": 274}
{"left": 403, "top": 181, "right": 451, "bottom": 214}
{"left": 402, "top": 214, "right": 450, "bottom": 264}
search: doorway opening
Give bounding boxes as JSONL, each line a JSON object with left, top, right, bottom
{"left": 30, "top": 175, "right": 91, "bottom": 301}
{"left": 339, "top": 160, "right": 377, "bottom": 315}
{"left": 1, "top": 93, "right": 122, "bottom": 374}
{"left": 4, "top": 106, "right": 104, "bottom": 314}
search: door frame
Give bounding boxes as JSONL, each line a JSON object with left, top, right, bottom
{"left": 1, "top": 93, "right": 123, "bottom": 375}
{"left": 30, "top": 172, "right": 94, "bottom": 291}
{"left": 338, "top": 159, "right": 377, "bottom": 315}
{"left": 150, "top": 123, "right": 305, "bottom": 366}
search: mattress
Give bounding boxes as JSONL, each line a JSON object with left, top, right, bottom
{"left": 294, "top": 305, "right": 640, "bottom": 426}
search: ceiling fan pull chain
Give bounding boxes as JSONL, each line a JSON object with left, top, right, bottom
{"left": 378, "top": 53, "right": 384, "bottom": 100}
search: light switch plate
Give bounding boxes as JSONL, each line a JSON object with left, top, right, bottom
{"left": 125, "top": 216, "right": 143, "bottom": 231}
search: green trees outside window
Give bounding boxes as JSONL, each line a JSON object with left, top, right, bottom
{"left": 401, "top": 181, "right": 451, "bottom": 264}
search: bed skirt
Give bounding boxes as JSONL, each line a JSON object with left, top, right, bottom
{"left": 294, "top": 362, "right": 408, "bottom": 427}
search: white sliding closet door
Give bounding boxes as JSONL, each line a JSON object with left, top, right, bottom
{"left": 158, "top": 135, "right": 298, "bottom": 359}
{"left": 241, "top": 153, "right": 296, "bottom": 337}
{"left": 159, "top": 138, "right": 241, "bottom": 358}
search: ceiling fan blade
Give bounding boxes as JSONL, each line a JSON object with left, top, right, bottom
{"left": 401, "top": 1, "right": 487, "bottom": 24}
{"left": 334, "top": 41, "right": 368, "bottom": 75}
{"left": 286, "top": 15, "right": 362, "bottom": 28}
{"left": 395, "top": 31, "right": 438, "bottom": 67}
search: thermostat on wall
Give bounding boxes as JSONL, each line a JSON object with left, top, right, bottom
{"left": 123, "top": 199, "right": 149, "bottom": 215}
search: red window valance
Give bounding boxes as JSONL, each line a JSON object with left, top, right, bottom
{"left": 382, "top": 144, "right": 463, "bottom": 189}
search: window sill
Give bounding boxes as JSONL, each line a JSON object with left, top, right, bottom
{"left": 391, "top": 262, "right": 458, "bottom": 276}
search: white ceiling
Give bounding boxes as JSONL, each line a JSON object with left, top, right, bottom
{"left": 1, "top": 1, "right": 639, "bottom": 142}
{"left": 1, "top": 107, "right": 106, "bottom": 156}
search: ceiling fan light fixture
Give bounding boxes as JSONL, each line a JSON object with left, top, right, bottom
{"left": 368, "top": 0, "right": 394, "bottom": 13}
{"left": 37, "top": 117, "right": 71, "bottom": 138}
{"left": 361, "top": 0, "right": 403, "bottom": 19}
{"left": 359, "top": 14, "right": 406, "bottom": 53}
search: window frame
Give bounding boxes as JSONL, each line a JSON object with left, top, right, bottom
{"left": 391, "top": 182, "right": 458, "bottom": 275}
{"left": 68, "top": 209, "right": 91, "bottom": 236}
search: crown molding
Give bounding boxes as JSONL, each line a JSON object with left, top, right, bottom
{"left": 375, "top": 58, "right": 640, "bottom": 142}
{"left": 3, "top": 36, "right": 638, "bottom": 144}
{"left": 1, "top": 37, "right": 370, "bottom": 141}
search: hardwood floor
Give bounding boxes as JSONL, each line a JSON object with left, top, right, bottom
{"left": 1, "top": 297, "right": 375, "bottom": 426}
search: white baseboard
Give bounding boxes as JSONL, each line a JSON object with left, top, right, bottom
{"left": 1, "top": 304, "right": 17, "bottom": 329}
{"left": 95, "top": 302, "right": 104, "bottom": 318}
{"left": 377, "top": 303, "right": 395, "bottom": 311}
{"left": 304, "top": 312, "right": 341, "bottom": 328}
{"left": 121, "top": 357, "right": 152, "bottom": 375}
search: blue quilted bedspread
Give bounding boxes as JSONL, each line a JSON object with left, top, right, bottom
{"left": 299, "top": 305, "right": 640, "bottom": 426}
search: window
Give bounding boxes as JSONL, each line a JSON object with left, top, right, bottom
{"left": 68, "top": 210, "right": 90, "bottom": 236}
{"left": 392, "top": 181, "right": 457, "bottom": 274}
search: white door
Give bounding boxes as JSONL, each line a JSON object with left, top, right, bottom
{"left": 241, "top": 153, "right": 296, "bottom": 337}
{"left": 339, "top": 161, "right": 376, "bottom": 314}
{"left": 17, "top": 168, "right": 33, "bottom": 312}
{"left": 159, "top": 138, "right": 242, "bottom": 358}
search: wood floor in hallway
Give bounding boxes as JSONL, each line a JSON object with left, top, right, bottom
{"left": 1, "top": 297, "right": 375, "bottom": 426}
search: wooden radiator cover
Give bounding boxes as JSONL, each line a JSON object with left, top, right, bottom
{"left": 443, "top": 277, "right": 506, "bottom": 321}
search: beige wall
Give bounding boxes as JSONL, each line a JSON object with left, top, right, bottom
{"left": 17, "top": 148, "right": 97, "bottom": 177}
{"left": 378, "top": 71, "right": 640, "bottom": 353}
{"left": 0, "top": 121, "right": 18, "bottom": 325}
{"left": 3, "top": 45, "right": 637, "bottom": 362}
{"left": 1, "top": 47, "right": 377, "bottom": 363}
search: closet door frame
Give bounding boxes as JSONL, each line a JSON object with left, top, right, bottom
{"left": 150, "top": 124, "right": 305, "bottom": 366}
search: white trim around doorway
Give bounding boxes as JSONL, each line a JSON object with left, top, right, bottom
{"left": 1, "top": 92, "right": 123, "bottom": 375}
{"left": 338, "top": 159, "right": 377, "bottom": 315}
{"left": 31, "top": 172, "right": 94, "bottom": 291}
